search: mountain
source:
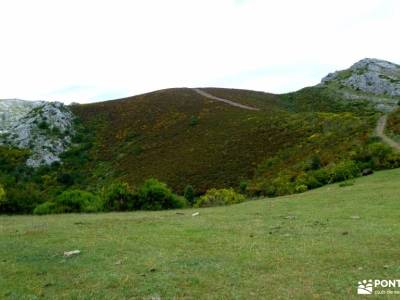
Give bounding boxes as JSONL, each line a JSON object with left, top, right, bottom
{"left": 1, "top": 58, "right": 400, "bottom": 214}
{"left": 320, "top": 58, "right": 400, "bottom": 112}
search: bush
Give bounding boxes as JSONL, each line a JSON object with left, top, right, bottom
{"left": 102, "top": 182, "right": 135, "bottom": 211}
{"left": 196, "top": 188, "right": 245, "bottom": 207}
{"left": 34, "top": 190, "right": 102, "bottom": 215}
{"left": 184, "top": 185, "right": 195, "bottom": 205}
{"left": 0, "top": 184, "right": 43, "bottom": 214}
{"left": 0, "top": 185, "right": 5, "bottom": 203}
{"left": 33, "top": 202, "right": 57, "bottom": 215}
{"left": 327, "top": 160, "right": 360, "bottom": 183}
{"left": 239, "top": 181, "right": 248, "bottom": 194}
{"left": 136, "top": 179, "right": 187, "bottom": 210}
{"left": 295, "top": 184, "right": 308, "bottom": 193}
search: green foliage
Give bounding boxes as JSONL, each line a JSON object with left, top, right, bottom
{"left": 326, "top": 160, "right": 360, "bottom": 182}
{"left": 239, "top": 181, "right": 248, "bottom": 194}
{"left": 102, "top": 182, "right": 135, "bottom": 211}
{"left": 34, "top": 190, "right": 102, "bottom": 215}
{"left": 33, "top": 202, "right": 57, "bottom": 215}
{"left": 184, "top": 185, "right": 195, "bottom": 205}
{"left": 0, "top": 184, "right": 43, "bottom": 214}
{"left": 136, "top": 179, "right": 187, "bottom": 210}
{"left": 195, "top": 188, "right": 245, "bottom": 208}
{"left": 295, "top": 184, "right": 308, "bottom": 193}
{"left": 38, "top": 121, "right": 49, "bottom": 130}
{"left": 0, "top": 185, "right": 5, "bottom": 204}
{"left": 189, "top": 115, "right": 199, "bottom": 126}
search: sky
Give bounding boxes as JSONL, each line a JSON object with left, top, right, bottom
{"left": 0, "top": 0, "right": 399, "bottom": 104}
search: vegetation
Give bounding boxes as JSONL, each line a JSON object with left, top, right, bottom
{"left": 2, "top": 169, "right": 400, "bottom": 299}
{"left": 183, "top": 184, "right": 195, "bottom": 205}
{"left": 34, "top": 190, "right": 102, "bottom": 215}
{"left": 195, "top": 188, "right": 245, "bottom": 207}
{"left": 0, "top": 87, "right": 399, "bottom": 214}
{"left": 70, "top": 87, "right": 377, "bottom": 195}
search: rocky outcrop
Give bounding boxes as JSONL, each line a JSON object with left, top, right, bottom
{"left": 0, "top": 99, "right": 75, "bottom": 167}
{"left": 320, "top": 58, "right": 400, "bottom": 112}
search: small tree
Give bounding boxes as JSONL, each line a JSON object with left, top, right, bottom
{"left": 184, "top": 185, "right": 195, "bottom": 205}
{"left": 0, "top": 184, "right": 6, "bottom": 204}
{"left": 137, "top": 179, "right": 187, "bottom": 210}
{"left": 102, "top": 182, "right": 135, "bottom": 211}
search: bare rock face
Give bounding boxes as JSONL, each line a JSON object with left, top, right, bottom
{"left": 0, "top": 99, "right": 75, "bottom": 167}
{"left": 320, "top": 58, "right": 400, "bottom": 112}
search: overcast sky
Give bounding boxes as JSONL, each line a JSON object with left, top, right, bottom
{"left": 0, "top": 0, "right": 399, "bottom": 103}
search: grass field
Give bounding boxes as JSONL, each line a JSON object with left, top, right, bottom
{"left": 2, "top": 169, "right": 400, "bottom": 299}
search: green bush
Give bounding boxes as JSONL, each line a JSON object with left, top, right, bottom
{"left": 33, "top": 201, "right": 57, "bottom": 215}
{"left": 136, "top": 179, "right": 187, "bottom": 210}
{"left": 184, "top": 185, "right": 195, "bottom": 205}
{"left": 295, "top": 184, "right": 308, "bottom": 193}
{"left": 239, "top": 181, "right": 248, "bottom": 194}
{"left": 271, "top": 174, "right": 295, "bottom": 196}
{"left": 195, "top": 188, "right": 245, "bottom": 208}
{"left": 34, "top": 190, "right": 102, "bottom": 215}
{"left": 0, "top": 184, "right": 43, "bottom": 214}
{"left": 327, "top": 160, "right": 360, "bottom": 183}
{"left": 0, "top": 185, "right": 5, "bottom": 203}
{"left": 102, "top": 182, "right": 135, "bottom": 211}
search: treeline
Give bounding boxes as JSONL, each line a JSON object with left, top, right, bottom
{"left": 0, "top": 144, "right": 246, "bottom": 214}
{"left": 247, "top": 139, "right": 400, "bottom": 196}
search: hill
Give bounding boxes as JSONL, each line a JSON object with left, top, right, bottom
{"left": 71, "top": 86, "right": 376, "bottom": 194}
{"left": 2, "top": 168, "right": 400, "bottom": 299}
{"left": 1, "top": 58, "right": 400, "bottom": 214}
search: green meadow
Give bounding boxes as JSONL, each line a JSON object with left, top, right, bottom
{"left": 1, "top": 168, "right": 400, "bottom": 299}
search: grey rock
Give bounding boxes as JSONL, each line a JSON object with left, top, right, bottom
{"left": 320, "top": 58, "right": 400, "bottom": 111}
{"left": 0, "top": 99, "right": 75, "bottom": 167}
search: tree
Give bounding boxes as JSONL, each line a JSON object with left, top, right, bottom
{"left": 184, "top": 185, "right": 195, "bottom": 205}
{"left": 0, "top": 184, "right": 5, "bottom": 204}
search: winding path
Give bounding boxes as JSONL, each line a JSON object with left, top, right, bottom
{"left": 192, "top": 88, "right": 260, "bottom": 111}
{"left": 375, "top": 114, "right": 400, "bottom": 151}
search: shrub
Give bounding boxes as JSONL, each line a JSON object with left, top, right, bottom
{"left": 34, "top": 190, "right": 102, "bottom": 215}
{"left": 57, "top": 173, "right": 74, "bottom": 186}
{"left": 38, "top": 121, "right": 49, "bottom": 130}
{"left": 33, "top": 202, "right": 57, "bottom": 215}
{"left": 102, "top": 182, "right": 135, "bottom": 211}
{"left": 0, "top": 184, "right": 43, "bottom": 214}
{"left": 295, "top": 184, "right": 308, "bottom": 193}
{"left": 196, "top": 188, "right": 245, "bottom": 208}
{"left": 184, "top": 185, "right": 195, "bottom": 205}
{"left": 0, "top": 185, "right": 5, "bottom": 203}
{"left": 189, "top": 115, "right": 199, "bottom": 126}
{"left": 136, "top": 179, "right": 187, "bottom": 210}
{"left": 239, "top": 181, "right": 248, "bottom": 194}
{"left": 327, "top": 160, "right": 360, "bottom": 183}
{"left": 271, "top": 174, "right": 295, "bottom": 196}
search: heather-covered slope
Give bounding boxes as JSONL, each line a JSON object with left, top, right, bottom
{"left": 71, "top": 87, "right": 376, "bottom": 193}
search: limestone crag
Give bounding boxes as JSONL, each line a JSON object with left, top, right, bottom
{"left": 0, "top": 99, "right": 75, "bottom": 167}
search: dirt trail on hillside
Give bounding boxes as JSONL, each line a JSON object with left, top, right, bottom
{"left": 192, "top": 88, "right": 260, "bottom": 111}
{"left": 375, "top": 115, "right": 400, "bottom": 151}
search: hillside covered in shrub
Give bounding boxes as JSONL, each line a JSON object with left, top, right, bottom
{"left": 1, "top": 58, "right": 400, "bottom": 214}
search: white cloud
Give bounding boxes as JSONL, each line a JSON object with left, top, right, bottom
{"left": 0, "top": 0, "right": 399, "bottom": 103}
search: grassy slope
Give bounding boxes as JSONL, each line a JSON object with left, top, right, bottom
{"left": 1, "top": 168, "right": 400, "bottom": 299}
{"left": 71, "top": 87, "right": 375, "bottom": 193}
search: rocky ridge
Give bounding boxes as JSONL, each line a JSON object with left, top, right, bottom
{"left": 0, "top": 99, "right": 75, "bottom": 167}
{"left": 320, "top": 58, "right": 400, "bottom": 112}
